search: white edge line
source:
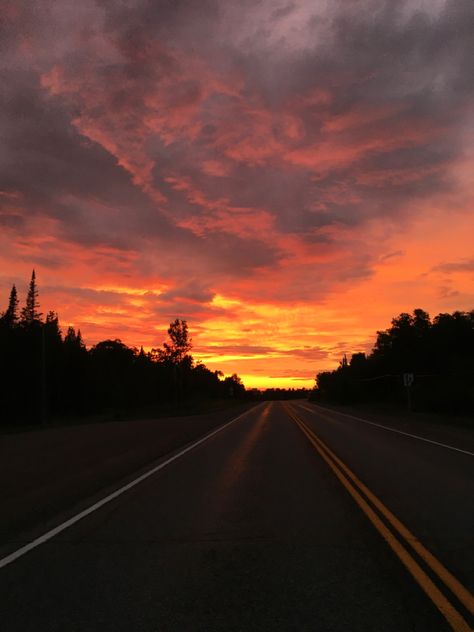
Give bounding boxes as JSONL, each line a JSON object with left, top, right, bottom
{"left": 296, "top": 403, "right": 474, "bottom": 457}
{"left": 0, "top": 404, "right": 262, "bottom": 570}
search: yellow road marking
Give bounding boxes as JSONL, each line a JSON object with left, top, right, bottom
{"left": 293, "top": 406, "right": 474, "bottom": 615}
{"left": 285, "top": 405, "right": 473, "bottom": 632}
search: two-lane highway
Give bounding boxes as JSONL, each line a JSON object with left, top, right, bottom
{"left": 290, "top": 402, "right": 474, "bottom": 593}
{"left": 1, "top": 402, "right": 473, "bottom": 631}
{"left": 286, "top": 402, "right": 473, "bottom": 631}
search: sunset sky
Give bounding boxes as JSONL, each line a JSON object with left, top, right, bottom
{"left": 1, "top": 0, "right": 473, "bottom": 388}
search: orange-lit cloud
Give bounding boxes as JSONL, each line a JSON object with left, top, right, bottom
{"left": 1, "top": 0, "right": 473, "bottom": 388}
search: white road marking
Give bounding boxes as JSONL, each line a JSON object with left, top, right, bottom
{"left": 296, "top": 403, "right": 474, "bottom": 457}
{"left": 0, "top": 404, "right": 262, "bottom": 570}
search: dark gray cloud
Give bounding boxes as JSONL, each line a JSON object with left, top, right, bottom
{"left": 1, "top": 0, "right": 473, "bottom": 304}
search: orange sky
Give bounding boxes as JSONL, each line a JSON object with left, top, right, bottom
{"left": 1, "top": 1, "right": 473, "bottom": 388}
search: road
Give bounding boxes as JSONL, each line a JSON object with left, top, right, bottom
{"left": 1, "top": 401, "right": 473, "bottom": 631}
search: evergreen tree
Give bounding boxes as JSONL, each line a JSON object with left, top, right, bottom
{"left": 45, "top": 310, "right": 60, "bottom": 332}
{"left": 76, "top": 329, "right": 84, "bottom": 348}
{"left": 20, "top": 270, "right": 42, "bottom": 325}
{"left": 1, "top": 285, "right": 19, "bottom": 326}
{"left": 65, "top": 326, "right": 77, "bottom": 345}
{"left": 64, "top": 326, "right": 86, "bottom": 352}
{"left": 45, "top": 311, "right": 62, "bottom": 345}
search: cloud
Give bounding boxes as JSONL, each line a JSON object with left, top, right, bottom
{"left": 380, "top": 250, "right": 405, "bottom": 263}
{"left": 2, "top": 0, "right": 474, "bottom": 385}
{"left": 438, "top": 285, "right": 460, "bottom": 299}
{"left": 432, "top": 258, "right": 474, "bottom": 274}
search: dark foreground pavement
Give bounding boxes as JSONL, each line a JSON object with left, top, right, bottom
{"left": 1, "top": 401, "right": 473, "bottom": 631}
{"left": 0, "top": 403, "right": 254, "bottom": 542}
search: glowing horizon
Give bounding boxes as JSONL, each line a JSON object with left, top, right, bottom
{"left": 1, "top": 1, "right": 473, "bottom": 389}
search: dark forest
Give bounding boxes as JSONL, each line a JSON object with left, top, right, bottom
{"left": 0, "top": 271, "right": 248, "bottom": 426}
{"left": 313, "top": 308, "right": 474, "bottom": 414}
{"left": 0, "top": 272, "right": 308, "bottom": 427}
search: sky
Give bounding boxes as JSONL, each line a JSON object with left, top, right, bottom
{"left": 1, "top": 0, "right": 473, "bottom": 389}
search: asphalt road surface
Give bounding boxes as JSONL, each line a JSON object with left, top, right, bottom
{"left": 1, "top": 401, "right": 473, "bottom": 631}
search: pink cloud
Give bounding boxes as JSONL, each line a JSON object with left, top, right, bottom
{"left": 3, "top": 0, "right": 474, "bottom": 388}
{"left": 165, "top": 175, "right": 275, "bottom": 239}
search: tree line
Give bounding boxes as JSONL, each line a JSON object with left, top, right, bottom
{"left": 0, "top": 271, "right": 247, "bottom": 426}
{"left": 313, "top": 308, "right": 474, "bottom": 414}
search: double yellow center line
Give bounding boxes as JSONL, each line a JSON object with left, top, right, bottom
{"left": 285, "top": 404, "right": 474, "bottom": 632}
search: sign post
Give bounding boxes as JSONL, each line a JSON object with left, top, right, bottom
{"left": 403, "top": 373, "right": 414, "bottom": 411}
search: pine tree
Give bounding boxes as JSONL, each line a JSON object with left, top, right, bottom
{"left": 64, "top": 326, "right": 77, "bottom": 346}
{"left": 1, "top": 284, "right": 19, "bottom": 326}
{"left": 64, "top": 326, "right": 85, "bottom": 349}
{"left": 45, "top": 310, "right": 62, "bottom": 342}
{"left": 76, "top": 329, "right": 85, "bottom": 349}
{"left": 45, "top": 310, "right": 60, "bottom": 328}
{"left": 20, "top": 270, "right": 42, "bottom": 325}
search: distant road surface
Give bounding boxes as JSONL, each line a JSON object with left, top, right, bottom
{"left": 1, "top": 401, "right": 473, "bottom": 631}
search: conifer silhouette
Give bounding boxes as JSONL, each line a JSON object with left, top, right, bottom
{"left": 20, "top": 270, "right": 42, "bottom": 324}
{"left": 1, "top": 284, "right": 19, "bottom": 326}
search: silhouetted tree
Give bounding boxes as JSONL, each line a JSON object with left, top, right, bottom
{"left": 89, "top": 339, "right": 137, "bottom": 411}
{"left": 64, "top": 326, "right": 85, "bottom": 350}
{"left": 314, "top": 308, "right": 474, "bottom": 413}
{"left": 349, "top": 353, "right": 367, "bottom": 372}
{"left": 153, "top": 319, "right": 194, "bottom": 404}
{"left": 259, "top": 387, "right": 308, "bottom": 400}
{"left": 43, "top": 311, "right": 63, "bottom": 413}
{"left": 1, "top": 285, "right": 19, "bottom": 327}
{"left": 61, "top": 326, "right": 89, "bottom": 414}
{"left": 156, "top": 318, "right": 192, "bottom": 364}
{"left": 1, "top": 274, "right": 254, "bottom": 424}
{"left": 223, "top": 373, "right": 246, "bottom": 398}
{"left": 20, "top": 270, "right": 42, "bottom": 325}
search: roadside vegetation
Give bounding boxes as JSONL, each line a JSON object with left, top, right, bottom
{"left": 312, "top": 309, "right": 474, "bottom": 414}
{"left": 0, "top": 271, "right": 249, "bottom": 427}
{"left": 0, "top": 271, "right": 307, "bottom": 428}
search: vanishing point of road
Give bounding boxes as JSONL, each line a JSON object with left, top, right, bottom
{"left": 1, "top": 401, "right": 473, "bottom": 631}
